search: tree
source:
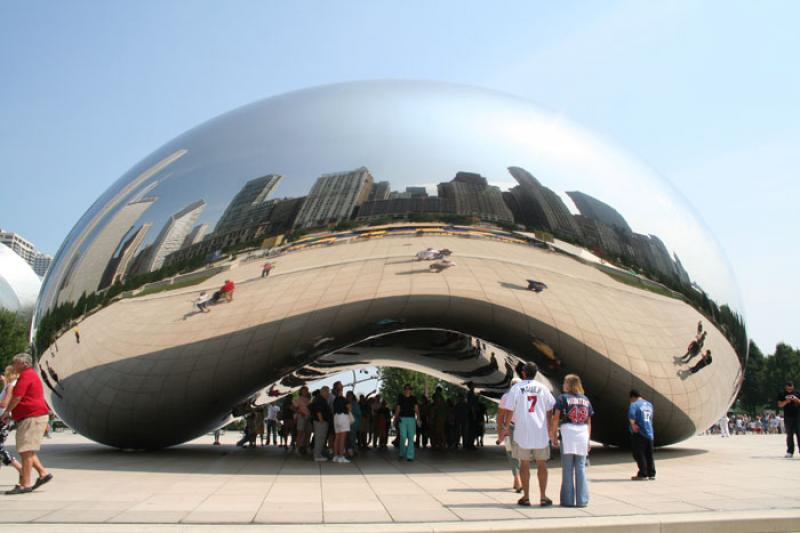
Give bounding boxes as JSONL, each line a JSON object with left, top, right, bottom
{"left": 0, "top": 309, "right": 30, "bottom": 368}
{"left": 738, "top": 341, "right": 766, "bottom": 413}
{"left": 377, "top": 367, "right": 497, "bottom": 415}
{"left": 736, "top": 340, "right": 800, "bottom": 414}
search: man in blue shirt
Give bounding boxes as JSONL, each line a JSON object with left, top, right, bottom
{"left": 628, "top": 389, "right": 655, "bottom": 480}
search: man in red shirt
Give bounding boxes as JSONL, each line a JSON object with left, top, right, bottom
{"left": 1, "top": 353, "right": 52, "bottom": 494}
{"left": 221, "top": 279, "right": 235, "bottom": 302}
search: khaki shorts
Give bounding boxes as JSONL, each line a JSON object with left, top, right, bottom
{"left": 16, "top": 414, "right": 49, "bottom": 453}
{"left": 512, "top": 440, "right": 550, "bottom": 462}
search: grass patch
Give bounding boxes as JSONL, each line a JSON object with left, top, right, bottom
{"left": 133, "top": 270, "right": 220, "bottom": 298}
{"left": 600, "top": 268, "right": 681, "bottom": 300}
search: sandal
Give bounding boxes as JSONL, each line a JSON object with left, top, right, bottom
{"left": 517, "top": 497, "right": 531, "bottom": 506}
{"left": 32, "top": 474, "right": 53, "bottom": 491}
{"left": 5, "top": 485, "right": 33, "bottom": 495}
{"left": 515, "top": 487, "right": 523, "bottom": 493}
{"left": 540, "top": 497, "right": 553, "bottom": 507}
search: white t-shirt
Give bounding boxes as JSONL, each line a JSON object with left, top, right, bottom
{"left": 266, "top": 404, "right": 281, "bottom": 421}
{"left": 501, "top": 379, "right": 555, "bottom": 449}
{"left": 0, "top": 379, "right": 17, "bottom": 417}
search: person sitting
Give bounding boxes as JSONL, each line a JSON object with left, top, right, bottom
{"left": 526, "top": 279, "right": 548, "bottom": 292}
{"left": 429, "top": 259, "right": 456, "bottom": 272}
{"left": 194, "top": 291, "right": 211, "bottom": 313}
{"left": 689, "top": 350, "right": 712, "bottom": 374}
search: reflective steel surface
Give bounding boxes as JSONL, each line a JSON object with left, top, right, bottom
{"left": 33, "top": 81, "right": 747, "bottom": 449}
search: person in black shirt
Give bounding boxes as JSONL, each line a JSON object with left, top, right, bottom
{"left": 311, "top": 387, "right": 332, "bottom": 462}
{"left": 777, "top": 381, "right": 800, "bottom": 458}
{"left": 395, "top": 384, "right": 419, "bottom": 461}
{"left": 689, "top": 350, "right": 712, "bottom": 374}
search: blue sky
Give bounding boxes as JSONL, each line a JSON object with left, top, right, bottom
{"left": 1, "top": 1, "right": 798, "bottom": 351}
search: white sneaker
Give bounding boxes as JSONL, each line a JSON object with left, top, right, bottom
{"left": 785, "top": 453, "right": 793, "bottom": 458}
{"left": 332, "top": 456, "right": 342, "bottom": 463}
{"left": 339, "top": 457, "right": 351, "bottom": 463}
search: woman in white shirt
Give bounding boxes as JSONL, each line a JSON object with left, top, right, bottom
{"left": 551, "top": 374, "right": 594, "bottom": 507}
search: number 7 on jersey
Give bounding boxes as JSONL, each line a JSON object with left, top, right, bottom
{"left": 527, "top": 395, "right": 538, "bottom": 412}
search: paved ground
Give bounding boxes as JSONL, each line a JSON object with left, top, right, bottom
{"left": 1, "top": 432, "right": 798, "bottom": 531}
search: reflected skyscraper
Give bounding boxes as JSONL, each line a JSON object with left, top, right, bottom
{"left": 294, "top": 167, "right": 374, "bottom": 228}
{"left": 99, "top": 222, "right": 151, "bottom": 289}
{"left": 566, "top": 191, "right": 632, "bottom": 232}
{"left": 144, "top": 200, "right": 206, "bottom": 273}
{"left": 437, "top": 172, "right": 513, "bottom": 223}
{"left": 214, "top": 175, "right": 282, "bottom": 234}
{"left": 58, "top": 197, "right": 156, "bottom": 303}
{"left": 181, "top": 223, "right": 208, "bottom": 249}
{"left": 507, "top": 166, "right": 582, "bottom": 240}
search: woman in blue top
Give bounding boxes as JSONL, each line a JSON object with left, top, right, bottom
{"left": 551, "top": 374, "right": 594, "bottom": 507}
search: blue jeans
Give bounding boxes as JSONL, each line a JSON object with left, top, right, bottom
{"left": 399, "top": 417, "right": 416, "bottom": 460}
{"left": 560, "top": 452, "right": 589, "bottom": 507}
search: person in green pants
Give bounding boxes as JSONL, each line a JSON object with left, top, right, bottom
{"left": 395, "top": 384, "right": 420, "bottom": 461}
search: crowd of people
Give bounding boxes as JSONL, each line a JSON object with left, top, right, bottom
{"left": 223, "top": 362, "right": 660, "bottom": 508}
{"left": 230, "top": 381, "right": 492, "bottom": 461}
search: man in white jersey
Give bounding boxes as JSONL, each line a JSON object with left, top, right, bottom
{"left": 498, "top": 363, "right": 555, "bottom": 506}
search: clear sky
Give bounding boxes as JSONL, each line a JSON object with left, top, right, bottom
{"left": 1, "top": 1, "right": 797, "bottom": 352}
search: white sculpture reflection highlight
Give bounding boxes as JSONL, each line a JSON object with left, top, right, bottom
{"left": 32, "top": 82, "right": 746, "bottom": 449}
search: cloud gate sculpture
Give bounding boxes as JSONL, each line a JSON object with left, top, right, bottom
{"left": 32, "top": 81, "right": 747, "bottom": 449}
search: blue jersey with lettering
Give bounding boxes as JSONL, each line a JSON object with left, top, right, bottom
{"left": 628, "top": 399, "right": 654, "bottom": 441}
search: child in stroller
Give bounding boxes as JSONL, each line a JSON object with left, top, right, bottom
{"left": 0, "top": 419, "right": 23, "bottom": 480}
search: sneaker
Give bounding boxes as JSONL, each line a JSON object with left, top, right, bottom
{"left": 785, "top": 453, "right": 793, "bottom": 458}
{"left": 647, "top": 476, "right": 656, "bottom": 480}
{"left": 339, "top": 457, "right": 351, "bottom": 464}
{"left": 630, "top": 475, "right": 648, "bottom": 481}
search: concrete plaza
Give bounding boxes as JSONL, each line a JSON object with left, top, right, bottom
{"left": 1, "top": 432, "right": 798, "bottom": 532}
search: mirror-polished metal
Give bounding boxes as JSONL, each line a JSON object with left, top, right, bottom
{"left": 33, "top": 81, "right": 747, "bottom": 449}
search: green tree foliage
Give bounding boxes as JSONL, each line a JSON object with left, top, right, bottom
{"left": 0, "top": 309, "right": 30, "bottom": 368}
{"left": 737, "top": 340, "right": 800, "bottom": 414}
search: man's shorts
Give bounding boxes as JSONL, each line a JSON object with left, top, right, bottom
{"left": 333, "top": 413, "right": 351, "bottom": 433}
{"left": 512, "top": 440, "right": 550, "bottom": 461}
{"left": 16, "top": 414, "right": 48, "bottom": 453}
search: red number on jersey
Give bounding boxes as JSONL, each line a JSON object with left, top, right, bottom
{"left": 527, "top": 395, "right": 538, "bottom": 412}
{"left": 567, "top": 406, "right": 589, "bottom": 424}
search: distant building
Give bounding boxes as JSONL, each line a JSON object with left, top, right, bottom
{"left": 214, "top": 175, "right": 282, "bottom": 234}
{"left": 294, "top": 167, "right": 374, "bottom": 228}
{"left": 437, "top": 172, "right": 513, "bottom": 223}
{"left": 181, "top": 224, "right": 208, "bottom": 249}
{"left": 355, "top": 197, "right": 456, "bottom": 220}
{"left": 566, "top": 191, "right": 632, "bottom": 232}
{"left": 506, "top": 167, "right": 582, "bottom": 241}
{"left": 405, "top": 186, "right": 428, "bottom": 198}
{"left": 0, "top": 229, "right": 37, "bottom": 265}
{"left": 144, "top": 200, "right": 206, "bottom": 272}
{"left": 368, "top": 181, "right": 391, "bottom": 202}
{"left": 58, "top": 197, "right": 156, "bottom": 303}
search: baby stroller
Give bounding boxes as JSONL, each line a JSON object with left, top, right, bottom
{"left": 0, "top": 419, "right": 14, "bottom": 469}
